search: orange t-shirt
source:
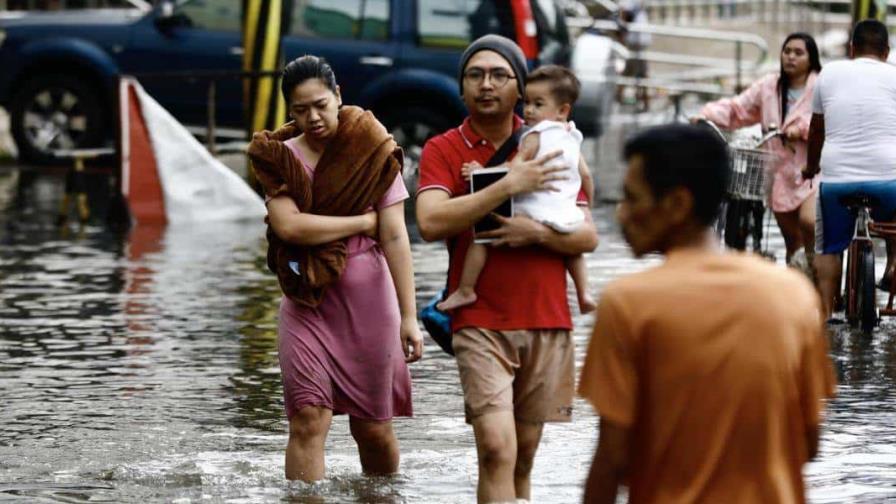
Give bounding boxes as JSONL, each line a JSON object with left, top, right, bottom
{"left": 579, "top": 249, "right": 836, "bottom": 504}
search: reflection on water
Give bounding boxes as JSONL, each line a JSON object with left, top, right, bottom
{"left": 0, "top": 170, "right": 894, "bottom": 502}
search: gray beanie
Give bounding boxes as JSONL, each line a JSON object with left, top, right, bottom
{"left": 458, "top": 34, "right": 528, "bottom": 98}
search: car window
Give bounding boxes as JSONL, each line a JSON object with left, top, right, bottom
{"left": 175, "top": 0, "right": 241, "bottom": 32}
{"left": 417, "top": 0, "right": 515, "bottom": 49}
{"left": 289, "top": 0, "right": 390, "bottom": 41}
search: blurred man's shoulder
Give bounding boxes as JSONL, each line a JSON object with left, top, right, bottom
{"left": 733, "top": 253, "right": 819, "bottom": 304}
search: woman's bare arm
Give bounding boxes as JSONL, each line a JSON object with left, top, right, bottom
{"left": 267, "top": 195, "right": 375, "bottom": 246}
{"left": 379, "top": 200, "right": 424, "bottom": 362}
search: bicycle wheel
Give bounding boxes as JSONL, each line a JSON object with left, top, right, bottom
{"left": 714, "top": 200, "right": 728, "bottom": 238}
{"left": 845, "top": 242, "right": 859, "bottom": 324}
{"left": 856, "top": 244, "right": 877, "bottom": 334}
{"left": 724, "top": 199, "right": 750, "bottom": 250}
{"left": 749, "top": 201, "right": 765, "bottom": 253}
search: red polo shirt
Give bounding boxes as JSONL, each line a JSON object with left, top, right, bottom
{"left": 417, "top": 116, "right": 587, "bottom": 332}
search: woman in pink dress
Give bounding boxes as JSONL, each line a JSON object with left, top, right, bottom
{"left": 256, "top": 56, "right": 423, "bottom": 481}
{"left": 697, "top": 33, "right": 822, "bottom": 266}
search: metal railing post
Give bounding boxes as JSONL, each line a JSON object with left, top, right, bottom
{"left": 735, "top": 40, "right": 743, "bottom": 93}
{"left": 207, "top": 79, "right": 217, "bottom": 156}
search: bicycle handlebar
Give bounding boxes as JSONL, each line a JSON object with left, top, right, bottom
{"left": 693, "top": 118, "right": 783, "bottom": 149}
{"left": 755, "top": 129, "right": 784, "bottom": 149}
{"left": 693, "top": 118, "right": 727, "bottom": 142}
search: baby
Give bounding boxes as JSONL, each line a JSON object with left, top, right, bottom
{"left": 439, "top": 65, "right": 596, "bottom": 314}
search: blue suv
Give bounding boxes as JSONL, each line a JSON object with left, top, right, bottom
{"left": 0, "top": 0, "right": 607, "bottom": 165}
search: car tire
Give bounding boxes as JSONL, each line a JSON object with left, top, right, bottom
{"left": 10, "top": 74, "right": 107, "bottom": 164}
{"left": 379, "top": 106, "right": 456, "bottom": 190}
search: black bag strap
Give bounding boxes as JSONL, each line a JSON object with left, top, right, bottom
{"left": 485, "top": 125, "right": 528, "bottom": 167}
{"left": 442, "top": 125, "right": 529, "bottom": 299}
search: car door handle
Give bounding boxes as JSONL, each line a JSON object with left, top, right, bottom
{"left": 229, "top": 47, "right": 244, "bottom": 56}
{"left": 360, "top": 55, "right": 393, "bottom": 67}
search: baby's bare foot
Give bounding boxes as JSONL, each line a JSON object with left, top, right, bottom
{"left": 437, "top": 289, "right": 478, "bottom": 311}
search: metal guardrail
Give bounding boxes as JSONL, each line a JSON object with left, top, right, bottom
{"left": 567, "top": 16, "right": 768, "bottom": 91}
{"left": 614, "top": 76, "right": 729, "bottom": 119}
{"left": 614, "top": 76, "right": 727, "bottom": 96}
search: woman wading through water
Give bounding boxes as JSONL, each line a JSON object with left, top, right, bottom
{"left": 249, "top": 55, "right": 423, "bottom": 481}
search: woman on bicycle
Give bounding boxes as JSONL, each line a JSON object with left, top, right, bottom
{"left": 694, "top": 33, "right": 822, "bottom": 268}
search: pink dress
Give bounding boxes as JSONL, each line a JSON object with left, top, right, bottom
{"left": 277, "top": 137, "right": 413, "bottom": 420}
{"left": 700, "top": 72, "right": 820, "bottom": 213}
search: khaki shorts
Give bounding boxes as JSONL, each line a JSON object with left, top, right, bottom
{"left": 453, "top": 327, "right": 574, "bottom": 424}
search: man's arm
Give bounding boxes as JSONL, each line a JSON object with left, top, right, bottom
{"left": 806, "top": 423, "right": 820, "bottom": 461}
{"left": 415, "top": 149, "right": 565, "bottom": 242}
{"left": 583, "top": 419, "right": 631, "bottom": 504}
{"left": 803, "top": 113, "right": 825, "bottom": 180}
{"left": 480, "top": 206, "right": 598, "bottom": 255}
{"left": 802, "top": 303, "right": 836, "bottom": 462}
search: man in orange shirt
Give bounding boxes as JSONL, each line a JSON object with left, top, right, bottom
{"left": 579, "top": 124, "right": 835, "bottom": 503}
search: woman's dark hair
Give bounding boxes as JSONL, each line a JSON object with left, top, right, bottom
{"left": 281, "top": 55, "right": 338, "bottom": 102}
{"left": 623, "top": 124, "right": 730, "bottom": 226}
{"left": 778, "top": 33, "right": 822, "bottom": 121}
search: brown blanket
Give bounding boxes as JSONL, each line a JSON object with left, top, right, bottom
{"left": 248, "top": 105, "right": 403, "bottom": 307}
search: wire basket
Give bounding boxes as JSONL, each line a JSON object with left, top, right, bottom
{"left": 727, "top": 146, "right": 774, "bottom": 201}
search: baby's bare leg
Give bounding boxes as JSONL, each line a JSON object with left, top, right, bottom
{"left": 438, "top": 243, "right": 487, "bottom": 311}
{"left": 567, "top": 254, "right": 595, "bottom": 314}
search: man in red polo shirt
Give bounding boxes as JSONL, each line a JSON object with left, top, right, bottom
{"left": 416, "top": 35, "right": 598, "bottom": 503}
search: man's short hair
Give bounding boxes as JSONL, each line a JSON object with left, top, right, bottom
{"left": 623, "top": 124, "right": 730, "bottom": 225}
{"left": 526, "top": 65, "right": 581, "bottom": 105}
{"left": 851, "top": 19, "right": 889, "bottom": 55}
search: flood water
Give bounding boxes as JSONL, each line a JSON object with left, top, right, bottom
{"left": 1, "top": 168, "right": 894, "bottom": 503}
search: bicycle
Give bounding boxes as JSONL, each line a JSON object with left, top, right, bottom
{"left": 698, "top": 119, "right": 780, "bottom": 254}
{"left": 840, "top": 194, "right": 896, "bottom": 334}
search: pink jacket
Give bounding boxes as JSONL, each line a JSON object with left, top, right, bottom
{"left": 700, "top": 72, "right": 819, "bottom": 212}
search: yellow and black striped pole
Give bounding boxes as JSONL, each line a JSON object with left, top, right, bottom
{"left": 242, "top": 0, "right": 289, "bottom": 188}
{"left": 852, "top": 0, "right": 887, "bottom": 24}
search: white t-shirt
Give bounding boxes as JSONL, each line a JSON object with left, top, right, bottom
{"left": 812, "top": 57, "right": 896, "bottom": 183}
{"left": 514, "top": 120, "right": 584, "bottom": 233}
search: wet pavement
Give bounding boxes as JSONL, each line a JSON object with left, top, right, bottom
{"left": 0, "top": 166, "right": 894, "bottom": 503}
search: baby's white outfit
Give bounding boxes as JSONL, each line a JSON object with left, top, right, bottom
{"left": 514, "top": 120, "right": 584, "bottom": 233}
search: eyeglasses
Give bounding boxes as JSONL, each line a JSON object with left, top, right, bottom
{"left": 463, "top": 68, "right": 516, "bottom": 88}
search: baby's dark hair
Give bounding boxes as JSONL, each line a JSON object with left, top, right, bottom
{"left": 525, "top": 65, "right": 581, "bottom": 106}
